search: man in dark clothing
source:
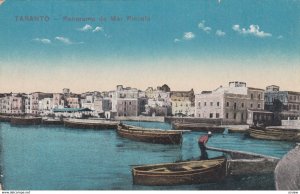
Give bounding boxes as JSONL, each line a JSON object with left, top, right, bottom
{"left": 198, "top": 131, "right": 212, "bottom": 160}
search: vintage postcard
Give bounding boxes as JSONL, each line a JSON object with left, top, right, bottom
{"left": 0, "top": 0, "right": 299, "bottom": 192}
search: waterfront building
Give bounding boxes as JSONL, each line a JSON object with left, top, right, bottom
{"left": 29, "top": 92, "right": 39, "bottom": 115}
{"left": 111, "top": 85, "right": 146, "bottom": 117}
{"left": 93, "top": 97, "right": 103, "bottom": 114}
{"left": 145, "top": 99, "right": 170, "bottom": 116}
{"left": 195, "top": 81, "right": 264, "bottom": 124}
{"left": 66, "top": 96, "right": 80, "bottom": 109}
{"left": 81, "top": 95, "right": 95, "bottom": 110}
{"left": 170, "top": 89, "right": 195, "bottom": 116}
{"left": 264, "top": 85, "right": 300, "bottom": 118}
{"left": 145, "top": 85, "right": 171, "bottom": 116}
{"left": 0, "top": 93, "right": 24, "bottom": 115}
{"left": 79, "top": 91, "right": 103, "bottom": 116}
{"left": 39, "top": 97, "right": 53, "bottom": 115}
{"left": 24, "top": 95, "right": 31, "bottom": 114}
{"left": 53, "top": 93, "right": 65, "bottom": 109}
{"left": 0, "top": 93, "right": 4, "bottom": 113}
{"left": 246, "top": 109, "right": 274, "bottom": 126}
{"left": 29, "top": 92, "right": 53, "bottom": 115}
{"left": 0, "top": 95, "right": 9, "bottom": 114}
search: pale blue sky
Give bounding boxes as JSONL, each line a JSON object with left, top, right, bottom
{"left": 0, "top": 0, "right": 299, "bottom": 93}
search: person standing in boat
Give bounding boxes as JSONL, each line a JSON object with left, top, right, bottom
{"left": 198, "top": 131, "right": 212, "bottom": 160}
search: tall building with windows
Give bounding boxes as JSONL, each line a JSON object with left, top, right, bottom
{"left": 195, "top": 81, "right": 264, "bottom": 124}
{"left": 0, "top": 93, "right": 24, "bottom": 114}
{"left": 111, "top": 85, "right": 146, "bottom": 117}
{"left": 170, "top": 89, "right": 194, "bottom": 116}
{"left": 145, "top": 85, "right": 171, "bottom": 116}
{"left": 264, "top": 85, "right": 300, "bottom": 118}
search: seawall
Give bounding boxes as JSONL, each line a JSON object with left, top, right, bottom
{"left": 115, "top": 116, "right": 165, "bottom": 122}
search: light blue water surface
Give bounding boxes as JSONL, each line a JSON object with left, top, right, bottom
{"left": 0, "top": 121, "right": 295, "bottom": 190}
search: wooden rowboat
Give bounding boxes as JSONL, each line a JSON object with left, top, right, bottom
{"left": 132, "top": 157, "right": 226, "bottom": 186}
{"left": 10, "top": 117, "right": 42, "bottom": 125}
{"left": 117, "top": 124, "right": 182, "bottom": 145}
{"left": 173, "top": 122, "right": 225, "bottom": 133}
{"left": 64, "top": 119, "right": 119, "bottom": 129}
{"left": 248, "top": 127, "right": 300, "bottom": 141}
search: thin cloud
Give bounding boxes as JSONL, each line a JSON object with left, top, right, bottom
{"left": 93, "top": 26, "right": 103, "bottom": 32}
{"left": 174, "top": 38, "right": 181, "bottom": 43}
{"left": 183, "top": 32, "right": 195, "bottom": 40}
{"left": 216, "top": 30, "right": 226, "bottom": 36}
{"left": 232, "top": 24, "right": 272, "bottom": 38}
{"left": 55, "top": 36, "right": 72, "bottom": 44}
{"left": 198, "top": 20, "right": 212, "bottom": 33}
{"left": 277, "top": 35, "right": 283, "bottom": 39}
{"left": 33, "top": 38, "right": 51, "bottom": 44}
{"left": 55, "top": 36, "right": 83, "bottom": 45}
{"left": 78, "top": 24, "right": 93, "bottom": 32}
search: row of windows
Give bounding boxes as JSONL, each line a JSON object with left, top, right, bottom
{"left": 175, "top": 110, "right": 189, "bottom": 113}
{"left": 250, "top": 93, "right": 262, "bottom": 100}
{"left": 173, "top": 103, "right": 190, "bottom": 107}
{"left": 198, "top": 101, "right": 261, "bottom": 109}
{"left": 198, "top": 102, "right": 220, "bottom": 107}
{"left": 289, "top": 95, "right": 300, "bottom": 101}
{"left": 289, "top": 104, "right": 300, "bottom": 111}
{"left": 122, "top": 101, "right": 132, "bottom": 105}
{"left": 197, "top": 112, "right": 244, "bottom": 120}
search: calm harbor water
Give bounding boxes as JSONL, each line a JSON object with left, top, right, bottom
{"left": 0, "top": 121, "right": 295, "bottom": 190}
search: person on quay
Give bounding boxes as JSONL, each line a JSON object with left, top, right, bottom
{"left": 198, "top": 131, "right": 212, "bottom": 160}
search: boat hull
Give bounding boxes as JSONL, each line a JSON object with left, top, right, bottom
{"left": 117, "top": 125, "right": 182, "bottom": 144}
{"left": 10, "top": 117, "right": 42, "bottom": 125}
{"left": 132, "top": 158, "right": 226, "bottom": 186}
{"left": 0, "top": 115, "right": 11, "bottom": 122}
{"left": 64, "top": 119, "right": 118, "bottom": 130}
{"left": 173, "top": 123, "right": 225, "bottom": 133}
{"left": 42, "top": 119, "right": 64, "bottom": 125}
{"left": 248, "top": 127, "right": 300, "bottom": 141}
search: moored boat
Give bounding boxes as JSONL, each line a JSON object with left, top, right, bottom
{"left": 117, "top": 124, "right": 182, "bottom": 144}
{"left": 0, "top": 115, "right": 11, "bottom": 122}
{"left": 173, "top": 122, "right": 225, "bottom": 133}
{"left": 132, "top": 157, "right": 226, "bottom": 186}
{"left": 10, "top": 116, "right": 42, "bottom": 125}
{"left": 64, "top": 118, "right": 119, "bottom": 129}
{"left": 42, "top": 118, "right": 64, "bottom": 125}
{"left": 248, "top": 126, "right": 300, "bottom": 141}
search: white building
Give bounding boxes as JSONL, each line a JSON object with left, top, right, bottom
{"left": 66, "top": 97, "right": 80, "bottom": 109}
{"left": 170, "top": 89, "right": 195, "bottom": 116}
{"left": 195, "top": 81, "right": 265, "bottom": 124}
{"left": 0, "top": 94, "right": 24, "bottom": 115}
{"left": 110, "top": 85, "right": 146, "bottom": 117}
{"left": 145, "top": 86, "right": 171, "bottom": 116}
{"left": 39, "top": 97, "right": 53, "bottom": 115}
{"left": 81, "top": 95, "right": 95, "bottom": 110}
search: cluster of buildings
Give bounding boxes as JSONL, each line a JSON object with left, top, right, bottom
{"left": 1, "top": 81, "right": 299, "bottom": 125}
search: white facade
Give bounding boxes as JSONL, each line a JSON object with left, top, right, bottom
{"left": 81, "top": 95, "right": 95, "bottom": 110}
{"left": 0, "top": 94, "right": 24, "bottom": 114}
{"left": 171, "top": 98, "right": 194, "bottom": 116}
{"left": 39, "top": 97, "right": 53, "bottom": 115}
{"left": 195, "top": 81, "right": 265, "bottom": 123}
{"left": 66, "top": 97, "right": 80, "bottom": 108}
